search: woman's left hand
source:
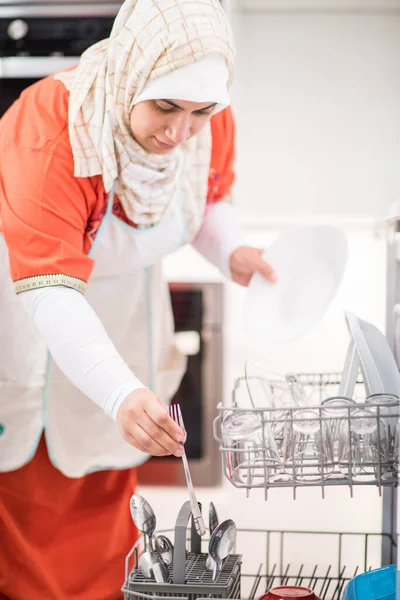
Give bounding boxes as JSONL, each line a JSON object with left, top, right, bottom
{"left": 229, "top": 246, "right": 277, "bottom": 287}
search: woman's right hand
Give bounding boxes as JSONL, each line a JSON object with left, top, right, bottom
{"left": 116, "top": 388, "right": 185, "bottom": 457}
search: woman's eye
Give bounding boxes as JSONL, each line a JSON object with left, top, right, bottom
{"left": 156, "top": 104, "right": 175, "bottom": 114}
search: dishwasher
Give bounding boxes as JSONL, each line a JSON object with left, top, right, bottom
{"left": 122, "top": 219, "right": 400, "bottom": 600}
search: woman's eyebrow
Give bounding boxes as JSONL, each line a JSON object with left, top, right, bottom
{"left": 159, "top": 100, "right": 217, "bottom": 111}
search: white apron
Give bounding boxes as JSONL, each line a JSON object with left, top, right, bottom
{"left": 0, "top": 184, "right": 191, "bottom": 477}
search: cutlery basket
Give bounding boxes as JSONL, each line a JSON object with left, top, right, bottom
{"left": 122, "top": 501, "right": 242, "bottom": 600}
{"left": 123, "top": 526, "right": 392, "bottom": 600}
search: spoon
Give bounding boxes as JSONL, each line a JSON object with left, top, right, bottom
{"left": 209, "top": 502, "right": 219, "bottom": 536}
{"left": 130, "top": 494, "right": 156, "bottom": 551}
{"left": 208, "top": 519, "right": 236, "bottom": 582}
{"left": 155, "top": 535, "right": 174, "bottom": 566}
{"left": 206, "top": 503, "right": 219, "bottom": 570}
{"left": 139, "top": 550, "right": 155, "bottom": 579}
{"left": 130, "top": 494, "right": 167, "bottom": 582}
{"left": 139, "top": 550, "right": 168, "bottom": 582}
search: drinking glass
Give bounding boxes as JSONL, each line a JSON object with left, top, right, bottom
{"left": 320, "top": 397, "right": 357, "bottom": 478}
{"left": 244, "top": 361, "right": 306, "bottom": 436}
{"left": 221, "top": 409, "right": 284, "bottom": 486}
{"left": 351, "top": 409, "right": 390, "bottom": 481}
{"left": 365, "top": 394, "right": 399, "bottom": 481}
{"left": 282, "top": 408, "right": 334, "bottom": 482}
{"left": 221, "top": 410, "right": 263, "bottom": 486}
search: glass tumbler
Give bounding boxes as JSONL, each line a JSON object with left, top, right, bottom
{"left": 282, "top": 408, "right": 334, "bottom": 482}
{"left": 221, "top": 410, "right": 263, "bottom": 486}
{"left": 244, "top": 361, "right": 306, "bottom": 437}
{"left": 320, "top": 397, "right": 356, "bottom": 478}
{"left": 365, "top": 394, "right": 400, "bottom": 481}
{"left": 351, "top": 409, "right": 390, "bottom": 481}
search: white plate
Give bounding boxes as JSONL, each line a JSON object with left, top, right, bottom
{"left": 243, "top": 224, "right": 348, "bottom": 344}
{"left": 344, "top": 311, "right": 400, "bottom": 396}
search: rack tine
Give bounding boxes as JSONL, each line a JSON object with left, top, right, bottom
{"left": 294, "top": 565, "right": 304, "bottom": 586}
{"left": 307, "top": 564, "right": 318, "bottom": 589}
{"left": 322, "top": 577, "right": 333, "bottom": 600}
{"left": 336, "top": 570, "right": 352, "bottom": 600}
{"left": 331, "top": 565, "right": 347, "bottom": 600}
{"left": 318, "top": 565, "right": 332, "bottom": 598}
{"left": 264, "top": 564, "right": 277, "bottom": 592}
{"left": 282, "top": 563, "right": 291, "bottom": 586}
{"left": 249, "top": 563, "right": 263, "bottom": 600}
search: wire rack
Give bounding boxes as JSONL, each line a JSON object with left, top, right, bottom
{"left": 213, "top": 373, "right": 400, "bottom": 499}
{"left": 122, "top": 528, "right": 395, "bottom": 600}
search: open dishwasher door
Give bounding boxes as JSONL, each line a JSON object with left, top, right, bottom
{"left": 383, "top": 205, "right": 400, "bottom": 568}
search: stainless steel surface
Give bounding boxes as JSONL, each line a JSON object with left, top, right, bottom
{"left": 155, "top": 535, "right": 173, "bottom": 566}
{"left": 0, "top": 3, "right": 121, "bottom": 18}
{"left": 169, "top": 404, "right": 206, "bottom": 537}
{"left": 208, "top": 519, "right": 237, "bottom": 582}
{"left": 151, "top": 557, "right": 168, "bottom": 583}
{"left": 130, "top": 494, "right": 168, "bottom": 581}
{"left": 208, "top": 501, "right": 219, "bottom": 536}
{"left": 138, "top": 550, "right": 154, "bottom": 579}
{"left": 206, "top": 502, "right": 219, "bottom": 570}
{"left": 0, "top": 56, "right": 78, "bottom": 78}
{"left": 0, "top": 0, "right": 119, "bottom": 3}
{"left": 138, "top": 281, "right": 224, "bottom": 488}
{"left": 129, "top": 494, "right": 157, "bottom": 550}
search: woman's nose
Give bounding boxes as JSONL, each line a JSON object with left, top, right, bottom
{"left": 165, "top": 115, "right": 190, "bottom": 144}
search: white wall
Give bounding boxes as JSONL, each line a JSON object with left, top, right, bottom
{"left": 139, "top": 7, "right": 396, "bottom": 574}
{"left": 231, "top": 10, "right": 400, "bottom": 217}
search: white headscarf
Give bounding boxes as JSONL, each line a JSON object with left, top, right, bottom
{"left": 55, "top": 0, "right": 235, "bottom": 235}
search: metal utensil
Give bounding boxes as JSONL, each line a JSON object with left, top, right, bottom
{"left": 138, "top": 549, "right": 168, "bottom": 582}
{"left": 139, "top": 550, "right": 155, "bottom": 579}
{"left": 152, "top": 558, "right": 169, "bottom": 583}
{"left": 155, "top": 534, "right": 174, "bottom": 566}
{"left": 207, "top": 519, "right": 237, "bottom": 582}
{"left": 169, "top": 404, "right": 206, "bottom": 536}
{"left": 130, "top": 494, "right": 157, "bottom": 548}
{"left": 206, "top": 503, "right": 220, "bottom": 570}
{"left": 209, "top": 502, "right": 219, "bottom": 536}
{"left": 130, "top": 494, "right": 167, "bottom": 582}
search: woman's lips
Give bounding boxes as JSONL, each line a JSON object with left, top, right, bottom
{"left": 154, "top": 137, "right": 176, "bottom": 150}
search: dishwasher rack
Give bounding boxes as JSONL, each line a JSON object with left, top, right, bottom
{"left": 213, "top": 372, "right": 399, "bottom": 500}
{"left": 122, "top": 527, "right": 394, "bottom": 600}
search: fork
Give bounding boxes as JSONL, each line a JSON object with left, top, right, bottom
{"left": 169, "top": 403, "right": 206, "bottom": 536}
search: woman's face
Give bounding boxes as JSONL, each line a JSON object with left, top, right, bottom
{"left": 130, "top": 99, "right": 217, "bottom": 154}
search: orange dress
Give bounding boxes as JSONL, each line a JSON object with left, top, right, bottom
{"left": 0, "top": 76, "right": 235, "bottom": 600}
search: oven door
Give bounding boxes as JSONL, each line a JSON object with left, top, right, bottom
{"left": 0, "top": 56, "right": 79, "bottom": 116}
{"left": 137, "top": 282, "right": 224, "bottom": 487}
{"left": 0, "top": 12, "right": 117, "bottom": 116}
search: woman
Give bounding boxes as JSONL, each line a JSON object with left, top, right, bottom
{"left": 0, "top": 0, "right": 276, "bottom": 598}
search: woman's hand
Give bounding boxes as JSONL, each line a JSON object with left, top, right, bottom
{"left": 116, "top": 389, "right": 185, "bottom": 457}
{"left": 229, "top": 246, "right": 277, "bottom": 287}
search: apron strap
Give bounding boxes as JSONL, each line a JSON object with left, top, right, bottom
{"left": 106, "top": 182, "right": 116, "bottom": 216}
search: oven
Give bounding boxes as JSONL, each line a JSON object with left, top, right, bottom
{"left": 0, "top": 2, "right": 225, "bottom": 486}
{"left": 0, "top": 2, "right": 120, "bottom": 117}
{"left": 138, "top": 282, "right": 224, "bottom": 487}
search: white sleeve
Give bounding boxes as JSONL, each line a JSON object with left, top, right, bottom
{"left": 191, "top": 199, "right": 244, "bottom": 279}
{"left": 19, "top": 286, "right": 145, "bottom": 421}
